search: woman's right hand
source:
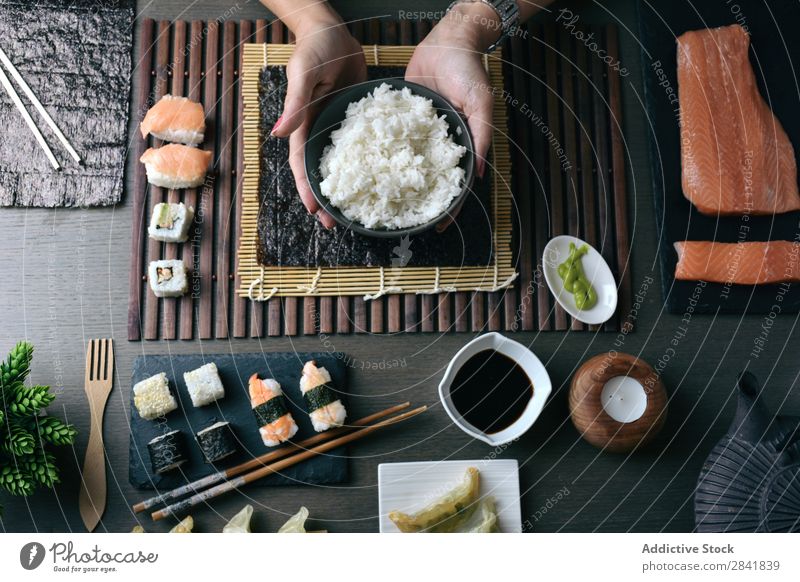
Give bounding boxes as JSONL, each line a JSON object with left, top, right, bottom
{"left": 270, "top": 17, "right": 366, "bottom": 228}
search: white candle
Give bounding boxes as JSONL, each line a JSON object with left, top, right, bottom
{"left": 601, "top": 376, "right": 647, "bottom": 423}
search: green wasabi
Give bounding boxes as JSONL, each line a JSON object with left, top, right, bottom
{"left": 557, "top": 242, "right": 597, "bottom": 310}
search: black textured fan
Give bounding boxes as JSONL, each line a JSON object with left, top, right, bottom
{"left": 694, "top": 372, "right": 800, "bottom": 532}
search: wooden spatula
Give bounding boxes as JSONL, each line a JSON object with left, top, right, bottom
{"left": 78, "top": 338, "right": 114, "bottom": 532}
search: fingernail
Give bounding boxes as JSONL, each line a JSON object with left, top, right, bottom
{"left": 270, "top": 115, "right": 283, "bottom": 135}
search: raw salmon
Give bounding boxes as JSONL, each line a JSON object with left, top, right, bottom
{"left": 140, "top": 144, "right": 211, "bottom": 189}
{"left": 140, "top": 94, "right": 205, "bottom": 145}
{"left": 674, "top": 241, "right": 800, "bottom": 284}
{"left": 677, "top": 25, "right": 800, "bottom": 215}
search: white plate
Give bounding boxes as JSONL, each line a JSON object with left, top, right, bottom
{"left": 378, "top": 460, "right": 521, "bottom": 533}
{"left": 542, "top": 235, "right": 618, "bottom": 325}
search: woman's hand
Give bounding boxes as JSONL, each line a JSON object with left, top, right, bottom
{"left": 270, "top": 17, "right": 366, "bottom": 228}
{"left": 406, "top": 3, "right": 503, "bottom": 180}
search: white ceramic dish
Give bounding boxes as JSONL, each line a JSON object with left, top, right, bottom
{"left": 378, "top": 459, "right": 522, "bottom": 533}
{"left": 438, "top": 332, "right": 552, "bottom": 446}
{"left": 542, "top": 235, "right": 618, "bottom": 325}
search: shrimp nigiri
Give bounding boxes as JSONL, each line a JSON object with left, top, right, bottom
{"left": 249, "top": 373, "right": 298, "bottom": 447}
{"left": 299, "top": 361, "right": 347, "bottom": 432}
{"left": 140, "top": 94, "right": 206, "bottom": 145}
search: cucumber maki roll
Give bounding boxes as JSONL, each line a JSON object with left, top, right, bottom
{"left": 196, "top": 421, "right": 238, "bottom": 463}
{"left": 147, "top": 429, "right": 188, "bottom": 475}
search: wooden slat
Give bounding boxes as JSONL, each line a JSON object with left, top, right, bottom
{"left": 127, "top": 18, "right": 155, "bottom": 341}
{"left": 319, "top": 296, "right": 334, "bottom": 334}
{"left": 304, "top": 296, "right": 317, "bottom": 335}
{"left": 284, "top": 297, "right": 298, "bottom": 336}
{"left": 455, "top": 292, "right": 469, "bottom": 332}
{"left": 543, "top": 25, "right": 567, "bottom": 330}
{"left": 487, "top": 292, "right": 501, "bottom": 331}
{"left": 162, "top": 20, "right": 188, "bottom": 341}
{"left": 143, "top": 20, "right": 172, "bottom": 340}
{"left": 233, "top": 20, "right": 252, "bottom": 338}
{"left": 606, "top": 25, "right": 632, "bottom": 331}
{"left": 336, "top": 296, "right": 351, "bottom": 334}
{"left": 438, "top": 293, "right": 452, "bottom": 332}
{"left": 576, "top": 25, "right": 600, "bottom": 332}
{"left": 559, "top": 27, "right": 584, "bottom": 332}
{"left": 214, "top": 21, "right": 237, "bottom": 338}
{"left": 508, "top": 34, "right": 534, "bottom": 332}
{"left": 529, "top": 25, "right": 552, "bottom": 331}
{"left": 471, "top": 291, "right": 485, "bottom": 331}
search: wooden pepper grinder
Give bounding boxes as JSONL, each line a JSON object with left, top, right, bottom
{"left": 569, "top": 352, "right": 667, "bottom": 453}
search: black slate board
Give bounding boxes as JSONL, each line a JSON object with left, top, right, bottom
{"left": 257, "top": 65, "right": 494, "bottom": 267}
{"left": 637, "top": 0, "right": 800, "bottom": 314}
{"left": 129, "top": 352, "right": 349, "bottom": 490}
{"left": 0, "top": 0, "right": 132, "bottom": 207}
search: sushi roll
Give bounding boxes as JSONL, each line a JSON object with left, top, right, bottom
{"left": 140, "top": 94, "right": 205, "bottom": 145}
{"left": 183, "top": 362, "right": 225, "bottom": 407}
{"left": 148, "top": 259, "right": 188, "bottom": 298}
{"left": 249, "top": 374, "right": 298, "bottom": 447}
{"left": 148, "top": 202, "right": 194, "bottom": 243}
{"left": 140, "top": 144, "right": 211, "bottom": 189}
{"left": 133, "top": 372, "right": 178, "bottom": 420}
{"left": 196, "top": 421, "right": 238, "bottom": 464}
{"left": 299, "top": 361, "right": 347, "bottom": 432}
{"left": 147, "top": 429, "right": 188, "bottom": 474}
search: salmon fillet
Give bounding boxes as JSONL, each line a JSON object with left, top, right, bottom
{"left": 140, "top": 94, "right": 205, "bottom": 145}
{"left": 677, "top": 25, "right": 800, "bottom": 215}
{"left": 674, "top": 241, "right": 800, "bottom": 284}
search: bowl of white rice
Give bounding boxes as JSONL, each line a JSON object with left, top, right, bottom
{"left": 305, "top": 79, "right": 475, "bottom": 238}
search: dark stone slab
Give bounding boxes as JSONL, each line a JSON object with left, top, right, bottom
{"left": 129, "top": 352, "right": 349, "bottom": 490}
{"left": 0, "top": 0, "right": 132, "bottom": 207}
{"left": 257, "top": 65, "right": 494, "bottom": 268}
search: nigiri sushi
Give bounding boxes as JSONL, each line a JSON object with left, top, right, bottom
{"left": 249, "top": 374, "right": 298, "bottom": 447}
{"left": 140, "top": 94, "right": 205, "bottom": 145}
{"left": 299, "top": 361, "right": 347, "bottom": 432}
{"left": 140, "top": 144, "right": 211, "bottom": 189}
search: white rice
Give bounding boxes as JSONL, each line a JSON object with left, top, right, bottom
{"left": 319, "top": 83, "right": 467, "bottom": 230}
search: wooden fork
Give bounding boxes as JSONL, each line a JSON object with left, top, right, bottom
{"left": 78, "top": 338, "right": 114, "bottom": 532}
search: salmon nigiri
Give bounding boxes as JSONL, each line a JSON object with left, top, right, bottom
{"left": 248, "top": 373, "right": 298, "bottom": 447}
{"left": 140, "top": 144, "right": 211, "bottom": 189}
{"left": 299, "top": 361, "right": 347, "bottom": 432}
{"left": 140, "top": 94, "right": 205, "bottom": 145}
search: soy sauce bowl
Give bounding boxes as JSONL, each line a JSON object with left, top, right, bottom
{"left": 438, "top": 333, "right": 552, "bottom": 447}
{"left": 542, "top": 235, "right": 618, "bottom": 326}
{"left": 304, "top": 79, "right": 475, "bottom": 239}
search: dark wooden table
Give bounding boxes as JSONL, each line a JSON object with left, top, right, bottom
{"left": 1, "top": 0, "right": 798, "bottom": 533}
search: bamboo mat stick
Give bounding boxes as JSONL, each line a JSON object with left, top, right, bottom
{"left": 152, "top": 405, "right": 427, "bottom": 521}
{"left": 127, "top": 19, "right": 155, "bottom": 341}
{"left": 132, "top": 402, "right": 411, "bottom": 514}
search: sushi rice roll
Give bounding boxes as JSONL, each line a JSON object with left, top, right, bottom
{"left": 300, "top": 361, "right": 347, "bottom": 432}
{"left": 148, "top": 259, "right": 188, "bottom": 298}
{"left": 133, "top": 372, "right": 178, "bottom": 420}
{"left": 249, "top": 374, "right": 298, "bottom": 447}
{"left": 140, "top": 94, "right": 206, "bottom": 145}
{"left": 140, "top": 143, "right": 211, "bottom": 189}
{"left": 183, "top": 362, "right": 225, "bottom": 407}
{"left": 196, "top": 421, "right": 239, "bottom": 464}
{"left": 147, "top": 429, "right": 188, "bottom": 474}
{"left": 148, "top": 202, "right": 194, "bottom": 243}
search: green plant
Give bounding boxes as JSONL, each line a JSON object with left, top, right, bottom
{"left": 0, "top": 341, "right": 76, "bottom": 513}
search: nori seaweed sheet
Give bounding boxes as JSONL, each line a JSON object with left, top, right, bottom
{"left": 257, "top": 66, "right": 494, "bottom": 267}
{"left": 0, "top": 0, "right": 133, "bottom": 207}
{"left": 303, "top": 384, "right": 338, "bottom": 412}
{"left": 147, "top": 430, "right": 188, "bottom": 475}
{"left": 196, "top": 422, "right": 238, "bottom": 464}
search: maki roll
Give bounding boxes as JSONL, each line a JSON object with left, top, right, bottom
{"left": 148, "top": 259, "right": 188, "bottom": 298}
{"left": 249, "top": 374, "right": 299, "bottom": 447}
{"left": 133, "top": 372, "right": 178, "bottom": 420}
{"left": 183, "top": 362, "right": 225, "bottom": 407}
{"left": 148, "top": 202, "right": 194, "bottom": 243}
{"left": 147, "top": 430, "right": 188, "bottom": 475}
{"left": 300, "top": 361, "right": 347, "bottom": 432}
{"left": 196, "top": 421, "right": 239, "bottom": 463}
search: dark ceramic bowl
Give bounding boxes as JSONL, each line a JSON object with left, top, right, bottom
{"left": 304, "top": 79, "right": 475, "bottom": 239}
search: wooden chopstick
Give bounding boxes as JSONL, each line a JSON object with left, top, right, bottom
{"left": 151, "top": 405, "right": 427, "bottom": 521}
{"left": 0, "top": 47, "right": 81, "bottom": 164}
{"left": 132, "top": 402, "right": 412, "bottom": 514}
{"left": 0, "top": 64, "right": 60, "bottom": 170}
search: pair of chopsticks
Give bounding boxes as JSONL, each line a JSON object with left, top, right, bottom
{"left": 133, "top": 402, "right": 427, "bottom": 521}
{"left": 0, "top": 46, "right": 80, "bottom": 170}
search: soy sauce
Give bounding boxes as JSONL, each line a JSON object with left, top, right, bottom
{"left": 450, "top": 349, "right": 533, "bottom": 434}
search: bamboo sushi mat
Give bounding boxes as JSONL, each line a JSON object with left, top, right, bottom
{"left": 128, "top": 18, "right": 632, "bottom": 340}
